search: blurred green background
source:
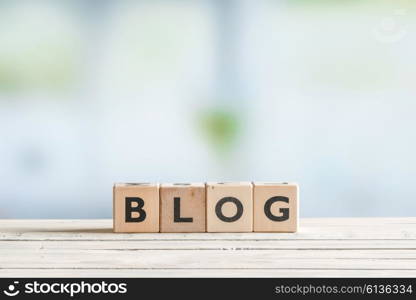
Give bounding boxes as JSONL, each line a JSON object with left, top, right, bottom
{"left": 0, "top": 0, "right": 415, "bottom": 218}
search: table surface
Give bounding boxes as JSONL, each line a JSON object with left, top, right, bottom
{"left": 1, "top": 218, "right": 416, "bottom": 277}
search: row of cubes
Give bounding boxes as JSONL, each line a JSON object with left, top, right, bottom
{"left": 113, "top": 182, "right": 298, "bottom": 233}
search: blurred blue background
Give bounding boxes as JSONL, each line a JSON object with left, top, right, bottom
{"left": 0, "top": 0, "right": 415, "bottom": 218}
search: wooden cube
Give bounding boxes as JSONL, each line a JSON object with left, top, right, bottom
{"left": 160, "top": 183, "right": 206, "bottom": 232}
{"left": 253, "top": 182, "right": 298, "bottom": 232}
{"left": 206, "top": 182, "right": 253, "bottom": 232}
{"left": 113, "top": 183, "right": 159, "bottom": 233}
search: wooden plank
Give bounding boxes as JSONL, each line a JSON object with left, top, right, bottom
{"left": 2, "top": 268, "right": 416, "bottom": 278}
{"left": 1, "top": 250, "right": 416, "bottom": 269}
{"left": 1, "top": 218, "right": 416, "bottom": 240}
{"left": 1, "top": 218, "right": 415, "bottom": 278}
{"left": 1, "top": 240, "right": 416, "bottom": 250}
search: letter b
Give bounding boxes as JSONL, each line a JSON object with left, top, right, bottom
{"left": 125, "top": 197, "right": 146, "bottom": 222}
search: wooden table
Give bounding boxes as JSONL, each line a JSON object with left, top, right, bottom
{"left": 1, "top": 218, "right": 415, "bottom": 277}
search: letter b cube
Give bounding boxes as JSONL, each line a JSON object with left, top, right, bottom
{"left": 113, "top": 183, "right": 159, "bottom": 233}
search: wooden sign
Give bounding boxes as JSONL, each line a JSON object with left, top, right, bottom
{"left": 113, "top": 182, "right": 299, "bottom": 233}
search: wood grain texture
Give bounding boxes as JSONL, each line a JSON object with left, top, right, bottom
{"left": 1, "top": 218, "right": 416, "bottom": 277}
{"left": 253, "top": 182, "right": 298, "bottom": 232}
{"left": 160, "top": 183, "right": 206, "bottom": 232}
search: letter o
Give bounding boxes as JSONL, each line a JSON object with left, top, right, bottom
{"left": 215, "top": 197, "right": 243, "bottom": 222}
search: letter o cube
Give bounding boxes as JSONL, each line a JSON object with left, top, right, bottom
{"left": 206, "top": 182, "right": 253, "bottom": 232}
